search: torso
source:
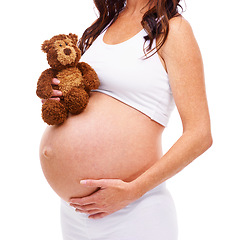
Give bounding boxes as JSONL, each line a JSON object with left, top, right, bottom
{"left": 40, "top": 92, "right": 164, "bottom": 202}
{"left": 39, "top": 11, "right": 167, "bottom": 202}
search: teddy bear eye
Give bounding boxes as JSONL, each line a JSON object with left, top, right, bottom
{"left": 65, "top": 42, "right": 68, "bottom": 46}
{"left": 59, "top": 44, "right": 62, "bottom": 47}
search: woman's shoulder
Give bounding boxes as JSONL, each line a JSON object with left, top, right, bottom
{"left": 158, "top": 15, "right": 198, "bottom": 59}
{"left": 168, "top": 15, "right": 193, "bottom": 35}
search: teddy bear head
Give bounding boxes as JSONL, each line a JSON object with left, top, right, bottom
{"left": 41, "top": 33, "right": 81, "bottom": 70}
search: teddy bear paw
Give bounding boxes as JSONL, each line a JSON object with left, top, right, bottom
{"left": 42, "top": 99, "right": 68, "bottom": 125}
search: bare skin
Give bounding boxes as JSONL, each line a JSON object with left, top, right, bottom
{"left": 41, "top": 0, "right": 212, "bottom": 220}
{"left": 40, "top": 90, "right": 163, "bottom": 202}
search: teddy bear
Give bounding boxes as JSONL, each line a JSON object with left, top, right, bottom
{"left": 36, "top": 33, "right": 100, "bottom": 125}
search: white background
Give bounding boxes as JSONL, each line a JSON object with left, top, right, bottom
{"left": 1, "top": 0, "right": 244, "bottom": 239}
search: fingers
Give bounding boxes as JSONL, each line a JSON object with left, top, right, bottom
{"left": 71, "top": 203, "right": 108, "bottom": 218}
{"left": 52, "top": 78, "right": 60, "bottom": 85}
{"left": 74, "top": 207, "right": 106, "bottom": 219}
{"left": 41, "top": 97, "right": 60, "bottom": 104}
{"left": 77, "top": 209, "right": 105, "bottom": 218}
{"left": 70, "top": 196, "right": 96, "bottom": 206}
{"left": 52, "top": 89, "right": 63, "bottom": 97}
{"left": 41, "top": 93, "right": 62, "bottom": 104}
{"left": 41, "top": 78, "right": 62, "bottom": 104}
{"left": 88, "top": 212, "right": 109, "bottom": 219}
{"left": 70, "top": 203, "right": 96, "bottom": 209}
{"left": 80, "top": 179, "right": 105, "bottom": 187}
{"left": 71, "top": 204, "right": 100, "bottom": 214}
{"left": 80, "top": 179, "right": 119, "bottom": 188}
{"left": 70, "top": 200, "right": 100, "bottom": 215}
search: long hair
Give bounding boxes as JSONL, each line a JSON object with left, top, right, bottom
{"left": 78, "top": 0, "right": 183, "bottom": 57}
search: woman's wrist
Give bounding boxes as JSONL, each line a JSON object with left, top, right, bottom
{"left": 128, "top": 164, "right": 165, "bottom": 200}
{"left": 128, "top": 177, "right": 150, "bottom": 200}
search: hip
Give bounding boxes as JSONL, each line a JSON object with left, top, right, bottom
{"left": 60, "top": 182, "right": 178, "bottom": 240}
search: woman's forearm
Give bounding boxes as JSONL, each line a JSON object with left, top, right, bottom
{"left": 131, "top": 129, "right": 213, "bottom": 198}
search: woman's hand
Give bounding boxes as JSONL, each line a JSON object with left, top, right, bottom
{"left": 69, "top": 179, "right": 140, "bottom": 219}
{"left": 41, "top": 78, "right": 62, "bottom": 104}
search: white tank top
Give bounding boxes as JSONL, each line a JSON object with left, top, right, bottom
{"left": 81, "top": 26, "right": 175, "bottom": 127}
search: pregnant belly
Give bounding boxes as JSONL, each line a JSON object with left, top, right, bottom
{"left": 39, "top": 92, "right": 164, "bottom": 202}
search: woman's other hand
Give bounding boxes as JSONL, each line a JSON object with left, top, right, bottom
{"left": 41, "top": 78, "right": 62, "bottom": 104}
{"left": 69, "top": 179, "right": 141, "bottom": 219}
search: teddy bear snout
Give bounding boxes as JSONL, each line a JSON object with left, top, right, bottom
{"left": 64, "top": 48, "right": 72, "bottom": 56}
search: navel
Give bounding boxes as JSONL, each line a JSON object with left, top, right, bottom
{"left": 42, "top": 146, "right": 53, "bottom": 159}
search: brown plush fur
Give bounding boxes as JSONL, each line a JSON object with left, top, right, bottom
{"left": 36, "top": 33, "right": 100, "bottom": 125}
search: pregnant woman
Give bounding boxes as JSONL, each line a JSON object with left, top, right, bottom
{"left": 39, "top": 0, "right": 212, "bottom": 239}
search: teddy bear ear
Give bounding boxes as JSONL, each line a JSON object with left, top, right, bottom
{"left": 68, "top": 33, "right": 78, "bottom": 44}
{"left": 41, "top": 40, "right": 51, "bottom": 53}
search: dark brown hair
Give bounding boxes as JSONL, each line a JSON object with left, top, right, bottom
{"left": 79, "top": 0, "right": 183, "bottom": 57}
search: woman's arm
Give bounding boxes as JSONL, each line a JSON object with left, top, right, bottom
{"left": 69, "top": 16, "right": 213, "bottom": 219}
{"left": 131, "top": 16, "right": 213, "bottom": 197}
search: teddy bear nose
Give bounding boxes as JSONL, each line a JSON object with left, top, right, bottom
{"left": 64, "top": 48, "right": 71, "bottom": 55}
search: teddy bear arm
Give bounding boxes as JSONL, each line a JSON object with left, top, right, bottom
{"left": 77, "top": 62, "right": 100, "bottom": 92}
{"left": 36, "top": 68, "right": 56, "bottom": 99}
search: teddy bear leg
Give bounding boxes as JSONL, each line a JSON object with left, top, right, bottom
{"left": 64, "top": 87, "right": 89, "bottom": 115}
{"left": 42, "top": 99, "right": 68, "bottom": 125}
